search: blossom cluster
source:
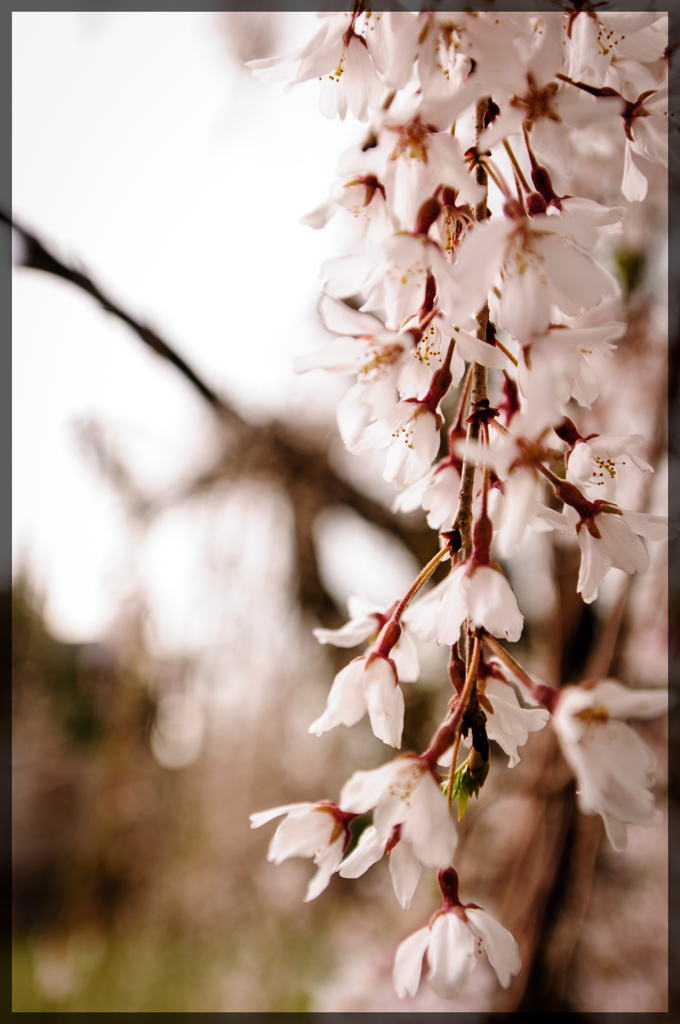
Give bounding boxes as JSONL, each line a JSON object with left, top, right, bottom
{"left": 249, "top": 8, "right": 669, "bottom": 1004}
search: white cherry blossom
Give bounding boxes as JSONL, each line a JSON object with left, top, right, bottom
{"left": 394, "top": 868, "right": 521, "bottom": 998}
{"left": 567, "top": 13, "right": 668, "bottom": 89}
{"left": 437, "top": 674, "right": 550, "bottom": 769}
{"left": 524, "top": 315, "right": 626, "bottom": 410}
{"left": 397, "top": 313, "right": 508, "bottom": 401}
{"left": 250, "top": 801, "right": 355, "bottom": 902}
{"left": 392, "top": 456, "right": 464, "bottom": 531}
{"left": 309, "top": 652, "right": 405, "bottom": 748}
{"left": 340, "top": 754, "right": 458, "bottom": 869}
{"left": 535, "top": 500, "right": 668, "bottom": 604}
{"left": 248, "top": 12, "right": 384, "bottom": 122}
{"left": 339, "top": 823, "right": 423, "bottom": 909}
{"left": 449, "top": 204, "right": 620, "bottom": 342}
{"left": 552, "top": 679, "right": 668, "bottom": 850}
{"left": 566, "top": 432, "right": 653, "bottom": 503}
{"left": 406, "top": 560, "right": 524, "bottom": 645}
{"left": 300, "top": 171, "right": 393, "bottom": 242}
{"left": 482, "top": 676, "right": 551, "bottom": 767}
{"left": 313, "top": 594, "right": 420, "bottom": 683}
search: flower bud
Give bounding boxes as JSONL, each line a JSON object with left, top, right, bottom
{"left": 448, "top": 643, "right": 466, "bottom": 695}
{"left": 525, "top": 191, "right": 547, "bottom": 216}
{"left": 375, "top": 617, "right": 402, "bottom": 657}
{"left": 472, "top": 512, "right": 493, "bottom": 564}
{"left": 555, "top": 416, "right": 583, "bottom": 447}
{"left": 437, "top": 866, "right": 462, "bottom": 909}
{"left": 415, "top": 196, "right": 441, "bottom": 236}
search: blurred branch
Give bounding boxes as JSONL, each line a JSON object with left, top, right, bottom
{"left": 3, "top": 209, "right": 239, "bottom": 425}
{"left": 6, "top": 211, "right": 438, "bottom": 620}
{"left": 503, "top": 288, "right": 669, "bottom": 1014}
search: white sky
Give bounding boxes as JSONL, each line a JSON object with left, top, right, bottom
{"left": 13, "top": 12, "right": 382, "bottom": 644}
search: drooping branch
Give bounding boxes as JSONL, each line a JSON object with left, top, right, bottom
{"left": 4, "top": 209, "right": 240, "bottom": 425}
{"left": 6, "top": 210, "right": 439, "bottom": 621}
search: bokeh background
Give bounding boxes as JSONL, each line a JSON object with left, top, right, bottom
{"left": 11, "top": 11, "right": 670, "bottom": 1013}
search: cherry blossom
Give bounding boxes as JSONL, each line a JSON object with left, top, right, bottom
{"left": 561, "top": 422, "right": 654, "bottom": 503}
{"left": 392, "top": 455, "right": 464, "bottom": 531}
{"left": 338, "top": 823, "right": 423, "bottom": 910}
{"left": 406, "top": 559, "right": 524, "bottom": 645}
{"left": 248, "top": 10, "right": 668, "bottom": 996}
{"left": 393, "top": 868, "right": 521, "bottom": 998}
{"left": 567, "top": 13, "right": 668, "bottom": 90}
{"left": 309, "top": 651, "right": 405, "bottom": 748}
{"left": 293, "top": 293, "right": 411, "bottom": 453}
{"left": 248, "top": 11, "right": 384, "bottom": 122}
{"left": 521, "top": 314, "right": 626, "bottom": 410}
{"left": 300, "top": 171, "right": 392, "bottom": 241}
{"left": 535, "top": 495, "right": 668, "bottom": 604}
{"left": 250, "top": 801, "right": 356, "bottom": 901}
{"left": 340, "top": 754, "right": 458, "bottom": 869}
{"left": 312, "top": 594, "right": 420, "bottom": 683}
{"left": 449, "top": 201, "right": 620, "bottom": 342}
{"left": 438, "top": 672, "right": 550, "bottom": 769}
{"left": 552, "top": 679, "right": 668, "bottom": 850}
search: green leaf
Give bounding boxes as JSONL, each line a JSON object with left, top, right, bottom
{"left": 449, "top": 758, "right": 490, "bottom": 822}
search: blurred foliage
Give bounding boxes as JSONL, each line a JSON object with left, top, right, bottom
{"left": 11, "top": 577, "right": 340, "bottom": 1011}
{"left": 13, "top": 583, "right": 107, "bottom": 747}
{"left": 12, "top": 924, "right": 332, "bottom": 1012}
{"left": 614, "top": 247, "right": 647, "bottom": 297}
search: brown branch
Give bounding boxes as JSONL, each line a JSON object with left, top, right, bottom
{"left": 7, "top": 211, "right": 440, "bottom": 621}
{"left": 4, "top": 208, "right": 241, "bottom": 428}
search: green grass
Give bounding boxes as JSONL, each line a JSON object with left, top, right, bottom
{"left": 12, "top": 925, "right": 333, "bottom": 1012}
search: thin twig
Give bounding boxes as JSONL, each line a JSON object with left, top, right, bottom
{"left": 4, "top": 208, "right": 244, "bottom": 427}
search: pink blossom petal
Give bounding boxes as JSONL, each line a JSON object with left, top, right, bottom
{"left": 465, "top": 909, "right": 521, "bottom": 989}
{"left": 427, "top": 913, "right": 476, "bottom": 998}
{"left": 393, "top": 926, "right": 431, "bottom": 999}
{"left": 389, "top": 838, "right": 422, "bottom": 909}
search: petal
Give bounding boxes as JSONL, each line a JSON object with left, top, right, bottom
{"left": 308, "top": 660, "right": 368, "bottom": 737}
{"left": 319, "top": 292, "right": 387, "bottom": 337}
{"left": 269, "top": 808, "right": 335, "bottom": 865}
{"left": 322, "top": 251, "right": 375, "bottom": 298}
{"left": 304, "top": 836, "right": 345, "bottom": 902}
{"left": 300, "top": 199, "right": 336, "bottom": 230}
{"left": 576, "top": 528, "right": 610, "bottom": 604}
{"left": 450, "top": 327, "right": 509, "bottom": 369}
{"left": 402, "top": 573, "right": 457, "bottom": 644}
{"left": 465, "top": 909, "right": 521, "bottom": 989}
{"left": 365, "top": 657, "right": 405, "bottom": 748}
{"left": 340, "top": 759, "right": 406, "bottom": 814}
{"left": 622, "top": 140, "right": 648, "bottom": 203}
{"left": 591, "top": 680, "right": 669, "bottom": 721}
{"left": 412, "top": 411, "right": 441, "bottom": 469}
{"left": 339, "top": 825, "right": 386, "bottom": 878}
{"left": 620, "top": 510, "right": 669, "bottom": 542}
{"left": 402, "top": 771, "right": 458, "bottom": 868}
{"left": 499, "top": 262, "right": 552, "bottom": 342}
{"left": 313, "top": 615, "right": 378, "bottom": 648}
{"left": 391, "top": 628, "right": 420, "bottom": 684}
{"left": 423, "top": 464, "right": 461, "bottom": 531}
{"left": 539, "top": 235, "right": 619, "bottom": 316}
{"left": 292, "top": 338, "right": 374, "bottom": 375}
{"left": 485, "top": 692, "right": 550, "bottom": 767}
{"left": 448, "top": 219, "right": 511, "bottom": 319}
{"left": 427, "top": 913, "right": 476, "bottom": 998}
{"left": 393, "top": 926, "right": 431, "bottom": 999}
{"left": 250, "top": 802, "right": 315, "bottom": 829}
{"left": 389, "top": 838, "right": 422, "bottom": 909}
{"left": 598, "top": 514, "right": 650, "bottom": 574}
{"left": 405, "top": 566, "right": 469, "bottom": 647}
{"left": 466, "top": 566, "right": 524, "bottom": 642}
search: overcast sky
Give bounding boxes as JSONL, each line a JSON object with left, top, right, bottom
{"left": 13, "top": 12, "right": 386, "bottom": 644}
